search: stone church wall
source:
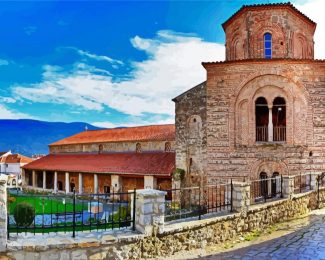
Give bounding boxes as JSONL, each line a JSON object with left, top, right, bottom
{"left": 49, "top": 140, "right": 175, "bottom": 154}
{"left": 203, "top": 60, "right": 325, "bottom": 182}
{"left": 174, "top": 82, "right": 207, "bottom": 186}
{"left": 224, "top": 6, "right": 315, "bottom": 60}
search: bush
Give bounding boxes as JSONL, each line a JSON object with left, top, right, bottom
{"left": 13, "top": 202, "right": 35, "bottom": 227}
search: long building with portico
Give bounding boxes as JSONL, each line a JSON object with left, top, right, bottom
{"left": 22, "top": 124, "right": 175, "bottom": 194}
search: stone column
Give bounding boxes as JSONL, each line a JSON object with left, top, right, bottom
{"left": 43, "top": 171, "right": 46, "bottom": 190}
{"left": 21, "top": 168, "right": 26, "bottom": 187}
{"left": 231, "top": 182, "right": 250, "bottom": 214}
{"left": 54, "top": 171, "right": 58, "bottom": 193}
{"left": 111, "top": 175, "right": 122, "bottom": 192}
{"left": 0, "top": 178, "right": 7, "bottom": 252}
{"left": 282, "top": 175, "right": 295, "bottom": 198}
{"left": 32, "top": 170, "right": 36, "bottom": 188}
{"left": 144, "top": 176, "right": 157, "bottom": 189}
{"left": 79, "top": 173, "right": 83, "bottom": 194}
{"left": 132, "top": 189, "right": 166, "bottom": 235}
{"left": 65, "top": 172, "right": 70, "bottom": 194}
{"left": 268, "top": 106, "right": 273, "bottom": 142}
{"left": 94, "top": 173, "right": 98, "bottom": 194}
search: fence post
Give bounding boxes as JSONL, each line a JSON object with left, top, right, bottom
{"left": 280, "top": 175, "right": 283, "bottom": 198}
{"left": 72, "top": 189, "right": 76, "bottom": 238}
{"left": 0, "top": 178, "right": 8, "bottom": 252}
{"left": 231, "top": 181, "right": 250, "bottom": 214}
{"left": 132, "top": 188, "right": 136, "bottom": 231}
{"left": 317, "top": 175, "right": 320, "bottom": 209}
{"left": 133, "top": 189, "right": 166, "bottom": 235}
{"left": 230, "top": 179, "right": 233, "bottom": 212}
{"left": 282, "top": 175, "right": 295, "bottom": 198}
{"left": 198, "top": 186, "right": 201, "bottom": 220}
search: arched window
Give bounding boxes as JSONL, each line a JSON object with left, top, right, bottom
{"left": 255, "top": 97, "right": 268, "bottom": 142}
{"left": 136, "top": 143, "right": 142, "bottom": 153}
{"left": 98, "top": 144, "right": 103, "bottom": 154}
{"left": 264, "top": 33, "right": 272, "bottom": 59}
{"left": 165, "top": 142, "right": 171, "bottom": 152}
{"left": 272, "top": 97, "right": 286, "bottom": 142}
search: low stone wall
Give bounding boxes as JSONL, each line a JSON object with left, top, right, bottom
{"left": 116, "top": 188, "right": 324, "bottom": 259}
{"left": 5, "top": 187, "right": 325, "bottom": 259}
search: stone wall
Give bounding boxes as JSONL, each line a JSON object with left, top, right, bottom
{"left": 116, "top": 188, "right": 325, "bottom": 259}
{"left": 224, "top": 5, "right": 315, "bottom": 60}
{"left": 49, "top": 140, "right": 175, "bottom": 154}
{"left": 173, "top": 82, "right": 207, "bottom": 186}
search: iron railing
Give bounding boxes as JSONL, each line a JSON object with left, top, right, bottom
{"left": 250, "top": 176, "right": 283, "bottom": 204}
{"left": 161, "top": 182, "right": 233, "bottom": 222}
{"left": 7, "top": 189, "right": 136, "bottom": 238}
{"left": 273, "top": 126, "right": 286, "bottom": 142}
{"left": 256, "top": 126, "right": 268, "bottom": 142}
{"left": 294, "top": 173, "right": 312, "bottom": 194}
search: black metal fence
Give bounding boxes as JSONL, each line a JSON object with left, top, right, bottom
{"left": 161, "top": 182, "right": 233, "bottom": 222}
{"left": 317, "top": 172, "right": 325, "bottom": 208}
{"left": 7, "top": 189, "right": 136, "bottom": 238}
{"left": 294, "top": 173, "right": 312, "bottom": 194}
{"left": 250, "top": 176, "right": 283, "bottom": 204}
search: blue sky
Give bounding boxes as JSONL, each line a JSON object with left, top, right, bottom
{"left": 0, "top": 0, "right": 323, "bottom": 128}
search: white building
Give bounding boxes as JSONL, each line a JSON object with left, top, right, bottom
{"left": 0, "top": 152, "right": 33, "bottom": 188}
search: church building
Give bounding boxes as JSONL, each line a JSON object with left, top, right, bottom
{"left": 22, "top": 125, "right": 175, "bottom": 193}
{"left": 174, "top": 3, "right": 325, "bottom": 186}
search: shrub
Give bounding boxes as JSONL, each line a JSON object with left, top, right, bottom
{"left": 13, "top": 202, "right": 35, "bottom": 227}
{"left": 173, "top": 168, "right": 185, "bottom": 181}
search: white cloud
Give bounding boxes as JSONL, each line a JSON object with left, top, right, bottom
{"left": 0, "top": 97, "right": 16, "bottom": 103}
{"left": 77, "top": 49, "right": 124, "bottom": 66}
{"left": 0, "top": 104, "right": 32, "bottom": 119}
{"left": 294, "top": 0, "right": 325, "bottom": 59}
{"left": 0, "top": 59, "right": 9, "bottom": 66}
{"left": 92, "top": 117, "right": 174, "bottom": 129}
{"left": 13, "top": 30, "right": 225, "bottom": 116}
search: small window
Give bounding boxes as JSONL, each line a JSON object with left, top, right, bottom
{"left": 136, "top": 143, "right": 142, "bottom": 153}
{"left": 165, "top": 142, "right": 171, "bottom": 152}
{"left": 98, "top": 144, "right": 103, "bottom": 154}
{"left": 264, "top": 33, "right": 272, "bottom": 59}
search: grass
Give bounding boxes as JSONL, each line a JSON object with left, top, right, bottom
{"left": 8, "top": 194, "right": 88, "bottom": 215}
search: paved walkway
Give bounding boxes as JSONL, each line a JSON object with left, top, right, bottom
{"left": 175, "top": 208, "right": 325, "bottom": 260}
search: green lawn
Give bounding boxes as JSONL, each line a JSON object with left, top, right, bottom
{"left": 9, "top": 195, "right": 88, "bottom": 215}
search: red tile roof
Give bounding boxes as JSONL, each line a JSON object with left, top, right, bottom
{"left": 50, "top": 124, "right": 175, "bottom": 146}
{"left": 22, "top": 152, "right": 175, "bottom": 177}
{"left": 1, "top": 154, "right": 33, "bottom": 164}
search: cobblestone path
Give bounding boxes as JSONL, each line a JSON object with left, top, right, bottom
{"left": 202, "top": 211, "right": 325, "bottom": 259}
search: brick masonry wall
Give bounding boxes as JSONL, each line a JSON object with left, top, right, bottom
{"left": 174, "top": 82, "right": 207, "bottom": 186}
{"left": 202, "top": 60, "right": 325, "bottom": 182}
{"left": 224, "top": 7, "right": 315, "bottom": 60}
{"left": 50, "top": 141, "right": 175, "bottom": 154}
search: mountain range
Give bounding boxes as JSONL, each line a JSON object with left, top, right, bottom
{"left": 0, "top": 119, "right": 101, "bottom": 157}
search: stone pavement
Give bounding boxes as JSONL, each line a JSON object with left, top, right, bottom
{"left": 200, "top": 209, "right": 325, "bottom": 260}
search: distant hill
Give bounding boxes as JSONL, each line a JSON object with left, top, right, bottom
{"left": 0, "top": 119, "right": 101, "bottom": 156}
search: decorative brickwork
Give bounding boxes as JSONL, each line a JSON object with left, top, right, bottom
{"left": 174, "top": 3, "right": 325, "bottom": 186}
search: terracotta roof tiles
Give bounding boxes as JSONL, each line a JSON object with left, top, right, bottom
{"left": 22, "top": 152, "right": 175, "bottom": 177}
{"left": 50, "top": 124, "right": 175, "bottom": 146}
{"left": 2, "top": 154, "right": 33, "bottom": 164}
